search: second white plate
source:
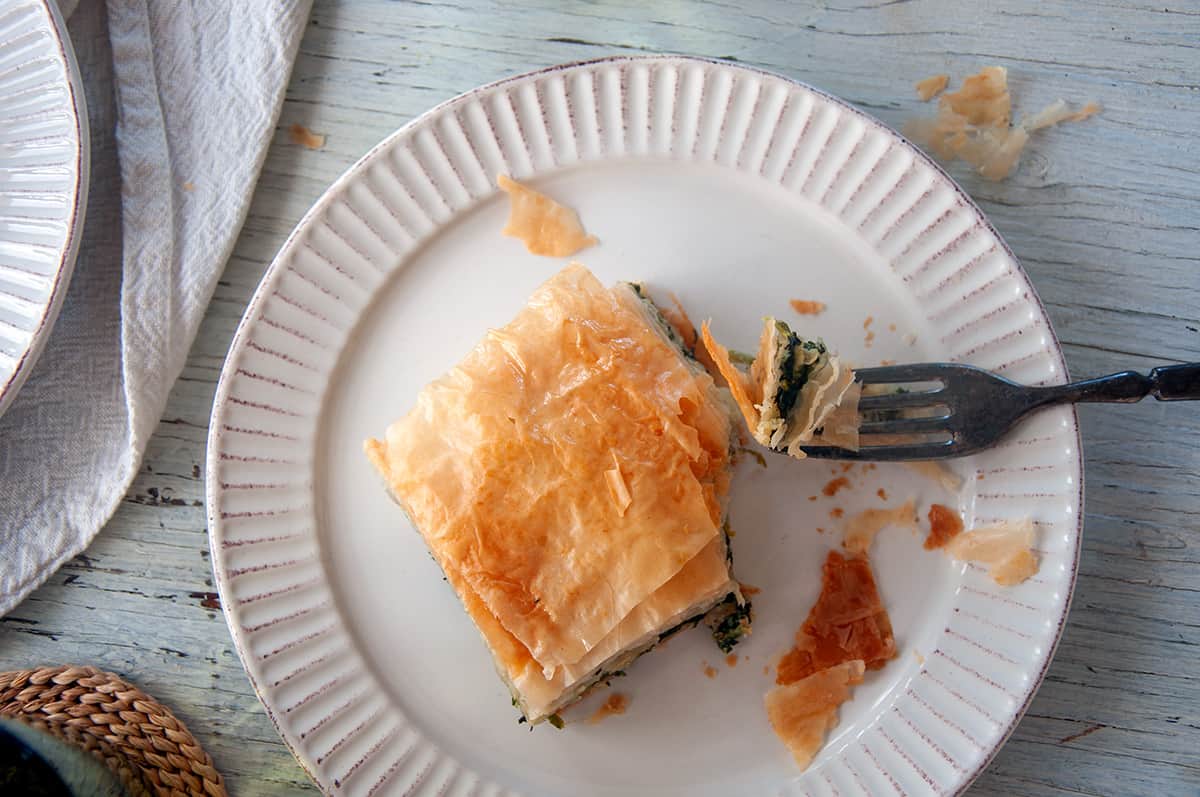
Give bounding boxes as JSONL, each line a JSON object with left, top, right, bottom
{"left": 208, "top": 56, "right": 1082, "bottom": 796}
{"left": 0, "top": 0, "right": 88, "bottom": 418}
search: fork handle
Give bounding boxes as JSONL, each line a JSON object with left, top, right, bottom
{"left": 1034, "top": 363, "right": 1200, "bottom": 405}
{"left": 1150, "top": 363, "right": 1200, "bottom": 400}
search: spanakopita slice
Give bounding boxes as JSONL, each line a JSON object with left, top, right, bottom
{"left": 366, "top": 264, "right": 747, "bottom": 721}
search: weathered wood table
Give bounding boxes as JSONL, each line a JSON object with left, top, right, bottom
{"left": 3, "top": 1, "right": 1197, "bottom": 794}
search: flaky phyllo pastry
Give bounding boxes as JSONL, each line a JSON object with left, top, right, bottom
{"left": 365, "top": 264, "right": 750, "bottom": 724}
{"left": 702, "top": 317, "right": 861, "bottom": 457}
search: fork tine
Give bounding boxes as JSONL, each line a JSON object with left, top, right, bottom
{"left": 858, "top": 416, "right": 952, "bottom": 436}
{"left": 856, "top": 364, "right": 952, "bottom": 384}
{"left": 795, "top": 444, "right": 864, "bottom": 460}
{"left": 854, "top": 441, "right": 957, "bottom": 460}
{"left": 797, "top": 440, "right": 957, "bottom": 460}
{"left": 858, "top": 391, "right": 945, "bottom": 411}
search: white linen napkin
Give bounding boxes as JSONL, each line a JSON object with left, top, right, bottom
{"left": 0, "top": 0, "right": 313, "bottom": 615}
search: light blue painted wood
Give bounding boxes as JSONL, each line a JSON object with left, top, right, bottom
{"left": 2, "top": 1, "right": 1196, "bottom": 794}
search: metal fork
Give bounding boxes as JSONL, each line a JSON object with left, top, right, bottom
{"left": 798, "top": 362, "right": 1200, "bottom": 461}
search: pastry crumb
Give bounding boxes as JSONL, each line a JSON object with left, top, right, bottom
{"left": 915, "top": 74, "right": 950, "bottom": 101}
{"left": 843, "top": 500, "right": 918, "bottom": 554}
{"left": 588, "top": 693, "right": 629, "bottom": 724}
{"left": 789, "top": 299, "right": 827, "bottom": 316}
{"left": 497, "top": 174, "right": 598, "bottom": 257}
{"left": 289, "top": 123, "right": 326, "bottom": 149}
{"left": 775, "top": 549, "right": 896, "bottom": 684}
{"left": 765, "top": 548, "right": 898, "bottom": 770}
{"left": 829, "top": 508, "right": 844, "bottom": 519}
{"left": 766, "top": 660, "right": 864, "bottom": 771}
{"left": 703, "top": 663, "right": 718, "bottom": 679}
{"left": 905, "top": 66, "right": 1100, "bottom": 181}
{"left": 726, "top": 653, "right": 739, "bottom": 668}
{"left": 925, "top": 503, "right": 964, "bottom": 550}
{"left": 946, "top": 518, "right": 1040, "bottom": 585}
{"left": 877, "top": 488, "right": 888, "bottom": 500}
{"left": 822, "top": 476, "right": 851, "bottom": 497}
{"left": 1025, "top": 99, "right": 1102, "bottom": 130}
{"left": 181, "top": 181, "right": 195, "bottom": 192}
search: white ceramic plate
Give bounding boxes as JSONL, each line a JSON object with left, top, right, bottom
{"left": 0, "top": 0, "right": 88, "bottom": 418}
{"left": 208, "top": 56, "right": 1082, "bottom": 797}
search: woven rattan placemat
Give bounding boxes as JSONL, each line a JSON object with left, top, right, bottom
{"left": 0, "top": 666, "right": 226, "bottom": 797}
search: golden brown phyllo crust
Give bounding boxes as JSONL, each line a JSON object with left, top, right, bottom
{"left": 365, "top": 264, "right": 742, "bottom": 722}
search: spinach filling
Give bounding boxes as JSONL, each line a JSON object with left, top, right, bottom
{"left": 705, "top": 593, "right": 754, "bottom": 653}
{"left": 770, "top": 322, "right": 827, "bottom": 450}
{"left": 626, "top": 282, "right": 700, "bottom": 364}
{"left": 654, "top": 612, "right": 708, "bottom": 643}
